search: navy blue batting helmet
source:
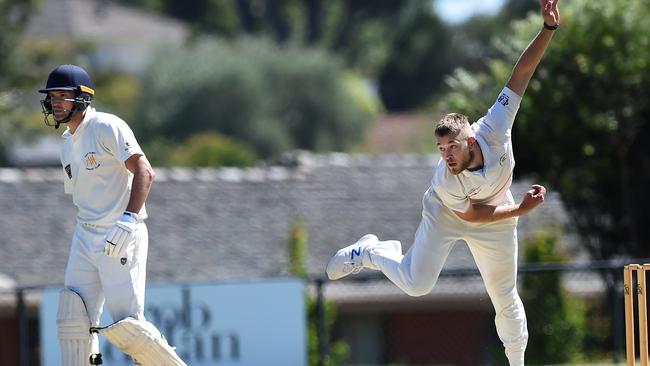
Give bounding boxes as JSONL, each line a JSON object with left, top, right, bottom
{"left": 38, "top": 64, "right": 95, "bottom": 96}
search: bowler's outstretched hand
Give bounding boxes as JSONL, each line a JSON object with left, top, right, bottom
{"left": 541, "top": 0, "right": 560, "bottom": 25}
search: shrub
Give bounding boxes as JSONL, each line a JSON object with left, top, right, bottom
{"left": 170, "top": 132, "right": 256, "bottom": 167}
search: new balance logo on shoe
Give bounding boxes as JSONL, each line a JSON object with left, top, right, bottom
{"left": 326, "top": 234, "right": 380, "bottom": 280}
{"left": 351, "top": 247, "right": 362, "bottom": 260}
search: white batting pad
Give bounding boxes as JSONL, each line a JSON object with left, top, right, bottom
{"left": 99, "top": 317, "right": 187, "bottom": 366}
{"left": 57, "top": 289, "right": 100, "bottom": 365}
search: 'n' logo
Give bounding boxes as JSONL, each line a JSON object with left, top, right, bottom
{"left": 351, "top": 247, "right": 362, "bottom": 260}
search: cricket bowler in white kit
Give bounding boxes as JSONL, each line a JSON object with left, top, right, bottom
{"left": 326, "top": 1, "right": 561, "bottom": 365}
{"left": 39, "top": 64, "right": 186, "bottom": 365}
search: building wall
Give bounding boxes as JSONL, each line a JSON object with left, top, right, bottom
{"left": 335, "top": 309, "right": 499, "bottom": 366}
{"left": 0, "top": 317, "right": 18, "bottom": 366}
{"left": 387, "top": 311, "right": 493, "bottom": 366}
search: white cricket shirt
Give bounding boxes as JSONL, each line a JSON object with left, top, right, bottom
{"left": 432, "top": 87, "right": 522, "bottom": 213}
{"left": 60, "top": 107, "right": 147, "bottom": 226}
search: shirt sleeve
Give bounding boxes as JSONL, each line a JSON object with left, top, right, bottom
{"left": 98, "top": 118, "right": 144, "bottom": 163}
{"left": 476, "top": 87, "right": 522, "bottom": 143}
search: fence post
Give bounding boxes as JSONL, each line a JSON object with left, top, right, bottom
{"left": 17, "top": 288, "right": 28, "bottom": 366}
{"left": 609, "top": 267, "right": 623, "bottom": 363}
{"left": 315, "top": 279, "right": 328, "bottom": 366}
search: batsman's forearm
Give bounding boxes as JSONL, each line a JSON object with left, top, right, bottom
{"left": 126, "top": 167, "right": 155, "bottom": 214}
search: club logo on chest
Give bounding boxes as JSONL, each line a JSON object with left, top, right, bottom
{"left": 84, "top": 152, "right": 100, "bottom": 170}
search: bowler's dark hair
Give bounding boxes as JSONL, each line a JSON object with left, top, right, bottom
{"left": 435, "top": 113, "right": 470, "bottom": 137}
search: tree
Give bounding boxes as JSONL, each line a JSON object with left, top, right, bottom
{"left": 0, "top": 0, "right": 36, "bottom": 165}
{"left": 168, "top": 132, "right": 256, "bottom": 167}
{"left": 0, "top": 0, "right": 33, "bottom": 88}
{"left": 113, "top": 0, "right": 457, "bottom": 111}
{"left": 377, "top": 1, "right": 451, "bottom": 110}
{"left": 499, "top": 0, "right": 538, "bottom": 20}
{"left": 134, "top": 38, "right": 378, "bottom": 159}
{"left": 444, "top": 0, "right": 539, "bottom": 77}
{"left": 113, "top": 0, "right": 406, "bottom": 74}
{"left": 521, "top": 231, "right": 587, "bottom": 364}
{"left": 443, "top": 0, "right": 650, "bottom": 259}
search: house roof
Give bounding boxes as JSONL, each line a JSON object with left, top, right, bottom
{"left": 22, "top": 0, "right": 189, "bottom": 73}
{"left": 0, "top": 152, "right": 571, "bottom": 289}
{"left": 24, "top": 0, "right": 188, "bottom": 45}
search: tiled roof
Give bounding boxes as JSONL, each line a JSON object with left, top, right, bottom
{"left": 24, "top": 0, "right": 188, "bottom": 45}
{"left": 22, "top": 0, "right": 189, "bottom": 73}
{"left": 0, "top": 152, "right": 571, "bottom": 288}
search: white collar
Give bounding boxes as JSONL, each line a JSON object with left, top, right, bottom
{"left": 61, "top": 107, "right": 96, "bottom": 138}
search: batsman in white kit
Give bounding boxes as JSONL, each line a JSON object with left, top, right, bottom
{"left": 39, "top": 64, "right": 186, "bottom": 365}
{"left": 326, "top": 1, "right": 561, "bottom": 365}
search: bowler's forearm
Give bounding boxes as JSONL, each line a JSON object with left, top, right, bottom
{"left": 506, "top": 28, "right": 555, "bottom": 96}
{"left": 517, "top": 28, "right": 555, "bottom": 74}
{"left": 454, "top": 203, "right": 525, "bottom": 223}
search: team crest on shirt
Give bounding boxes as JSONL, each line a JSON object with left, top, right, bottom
{"left": 497, "top": 93, "right": 510, "bottom": 106}
{"left": 83, "top": 152, "right": 100, "bottom": 170}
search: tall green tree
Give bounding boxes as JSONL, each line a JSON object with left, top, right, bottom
{"left": 378, "top": 1, "right": 450, "bottom": 110}
{"left": 443, "top": 0, "right": 650, "bottom": 259}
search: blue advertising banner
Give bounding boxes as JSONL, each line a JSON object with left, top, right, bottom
{"left": 40, "top": 278, "right": 306, "bottom": 366}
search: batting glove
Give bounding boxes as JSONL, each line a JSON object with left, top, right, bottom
{"left": 104, "top": 212, "right": 138, "bottom": 259}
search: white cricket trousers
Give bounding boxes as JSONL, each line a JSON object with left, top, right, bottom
{"left": 64, "top": 222, "right": 149, "bottom": 326}
{"left": 370, "top": 186, "right": 528, "bottom": 366}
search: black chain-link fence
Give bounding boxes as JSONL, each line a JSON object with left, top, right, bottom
{"left": 1, "top": 260, "right": 645, "bottom": 366}
{"left": 312, "top": 260, "right": 641, "bottom": 366}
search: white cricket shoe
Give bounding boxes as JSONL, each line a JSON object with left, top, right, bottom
{"left": 326, "top": 234, "right": 380, "bottom": 280}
